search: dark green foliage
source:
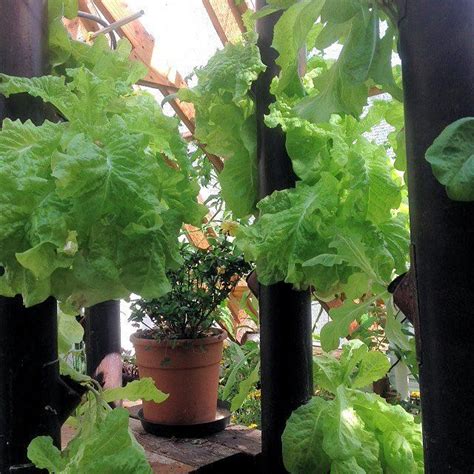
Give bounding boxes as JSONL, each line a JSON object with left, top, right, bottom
{"left": 130, "top": 236, "right": 252, "bottom": 339}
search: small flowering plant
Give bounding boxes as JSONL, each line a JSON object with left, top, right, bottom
{"left": 130, "top": 234, "right": 251, "bottom": 340}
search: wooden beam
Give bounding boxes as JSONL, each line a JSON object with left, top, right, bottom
{"left": 83, "top": 1, "right": 187, "bottom": 91}
{"left": 202, "top": 0, "right": 229, "bottom": 44}
{"left": 202, "top": 0, "right": 245, "bottom": 45}
{"left": 227, "top": 0, "right": 247, "bottom": 33}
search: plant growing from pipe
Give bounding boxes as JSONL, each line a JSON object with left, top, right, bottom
{"left": 282, "top": 341, "right": 423, "bottom": 473}
{"left": 180, "top": 3, "right": 413, "bottom": 359}
{"left": 0, "top": 0, "right": 205, "bottom": 313}
{"left": 27, "top": 312, "right": 168, "bottom": 473}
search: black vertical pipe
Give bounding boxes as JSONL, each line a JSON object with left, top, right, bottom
{"left": 0, "top": 0, "right": 48, "bottom": 124}
{"left": 255, "top": 2, "right": 313, "bottom": 473}
{"left": 0, "top": 2, "right": 57, "bottom": 472}
{"left": 0, "top": 297, "right": 60, "bottom": 473}
{"left": 85, "top": 300, "right": 122, "bottom": 388}
{"left": 398, "top": 2, "right": 474, "bottom": 472}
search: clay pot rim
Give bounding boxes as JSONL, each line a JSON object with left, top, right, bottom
{"left": 130, "top": 327, "right": 227, "bottom": 348}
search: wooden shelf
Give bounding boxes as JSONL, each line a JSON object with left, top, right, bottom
{"left": 61, "top": 410, "right": 262, "bottom": 473}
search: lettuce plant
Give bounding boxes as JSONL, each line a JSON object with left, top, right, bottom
{"left": 27, "top": 312, "right": 167, "bottom": 473}
{"left": 181, "top": 0, "right": 413, "bottom": 356}
{"left": 0, "top": 17, "right": 205, "bottom": 311}
{"left": 178, "top": 34, "right": 265, "bottom": 218}
{"left": 282, "top": 341, "right": 424, "bottom": 473}
{"left": 0, "top": 2, "right": 204, "bottom": 471}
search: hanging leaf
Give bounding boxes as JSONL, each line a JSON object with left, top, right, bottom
{"left": 425, "top": 117, "right": 474, "bottom": 201}
{"left": 103, "top": 378, "right": 168, "bottom": 404}
{"left": 294, "top": 9, "right": 378, "bottom": 123}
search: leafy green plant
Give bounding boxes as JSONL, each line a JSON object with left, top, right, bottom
{"left": 220, "top": 340, "right": 260, "bottom": 411}
{"left": 178, "top": 34, "right": 265, "bottom": 218}
{"left": 27, "top": 309, "right": 167, "bottom": 473}
{"left": 180, "top": 0, "right": 412, "bottom": 357}
{"left": 231, "top": 389, "right": 262, "bottom": 429}
{"left": 425, "top": 117, "right": 474, "bottom": 201}
{"left": 28, "top": 378, "right": 167, "bottom": 474}
{"left": 238, "top": 102, "right": 411, "bottom": 352}
{"left": 282, "top": 340, "right": 423, "bottom": 473}
{"left": 0, "top": 1, "right": 204, "bottom": 312}
{"left": 264, "top": 0, "right": 402, "bottom": 122}
{"left": 129, "top": 235, "right": 252, "bottom": 339}
{"left": 0, "top": 2, "right": 199, "bottom": 471}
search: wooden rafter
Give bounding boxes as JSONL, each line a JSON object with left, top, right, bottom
{"left": 79, "top": 0, "right": 180, "bottom": 92}
{"left": 227, "top": 0, "right": 248, "bottom": 32}
{"left": 202, "top": 0, "right": 229, "bottom": 44}
{"left": 202, "top": 0, "right": 247, "bottom": 46}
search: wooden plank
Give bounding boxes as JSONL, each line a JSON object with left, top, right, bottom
{"left": 145, "top": 451, "right": 194, "bottom": 474}
{"left": 226, "top": 0, "right": 247, "bottom": 33}
{"left": 202, "top": 0, "right": 244, "bottom": 45}
{"left": 91, "top": 0, "right": 186, "bottom": 88}
{"left": 183, "top": 224, "right": 211, "bottom": 250}
{"left": 228, "top": 283, "right": 258, "bottom": 343}
{"left": 129, "top": 418, "right": 242, "bottom": 469}
{"left": 207, "top": 425, "right": 262, "bottom": 457}
{"left": 62, "top": 419, "right": 261, "bottom": 472}
{"left": 87, "top": 0, "right": 188, "bottom": 92}
{"left": 202, "top": 0, "right": 229, "bottom": 44}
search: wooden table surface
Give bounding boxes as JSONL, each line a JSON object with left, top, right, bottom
{"left": 61, "top": 406, "right": 262, "bottom": 473}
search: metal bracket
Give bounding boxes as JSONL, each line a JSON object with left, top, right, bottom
{"left": 89, "top": 10, "right": 145, "bottom": 40}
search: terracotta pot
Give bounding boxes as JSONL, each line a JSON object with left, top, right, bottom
{"left": 131, "top": 328, "right": 226, "bottom": 425}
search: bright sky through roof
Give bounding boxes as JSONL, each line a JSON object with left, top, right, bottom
{"left": 129, "top": 0, "right": 223, "bottom": 79}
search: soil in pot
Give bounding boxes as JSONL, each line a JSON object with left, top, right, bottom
{"left": 131, "top": 328, "right": 226, "bottom": 425}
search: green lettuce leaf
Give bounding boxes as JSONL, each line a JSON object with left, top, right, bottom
{"left": 349, "top": 391, "right": 424, "bottom": 472}
{"left": 272, "top": 0, "right": 326, "bottom": 96}
{"left": 282, "top": 397, "right": 332, "bottom": 474}
{"left": 320, "top": 294, "right": 385, "bottom": 352}
{"left": 27, "top": 437, "right": 67, "bottom": 473}
{"left": 103, "top": 378, "right": 168, "bottom": 404}
{"left": 294, "top": 8, "right": 377, "bottom": 122}
{"left": 351, "top": 350, "right": 390, "bottom": 389}
{"left": 178, "top": 37, "right": 265, "bottom": 218}
{"left": 58, "top": 311, "right": 84, "bottom": 354}
{"left": 368, "top": 25, "right": 403, "bottom": 101}
{"left": 320, "top": 0, "right": 361, "bottom": 24}
{"left": 314, "top": 340, "right": 390, "bottom": 390}
{"left": 425, "top": 117, "right": 474, "bottom": 201}
{"left": 239, "top": 105, "right": 406, "bottom": 304}
{"left": 283, "top": 349, "right": 423, "bottom": 473}
{"left": 282, "top": 387, "right": 383, "bottom": 474}
{"left": 0, "top": 46, "right": 203, "bottom": 309}
{"left": 28, "top": 408, "right": 152, "bottom": 473}
{"left": 238, "top": 176, "right": 340, "bottom": 292}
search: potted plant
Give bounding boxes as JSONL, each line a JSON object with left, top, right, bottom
{"left": 130, "top": 235, "right": 251, "bottom": 425}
